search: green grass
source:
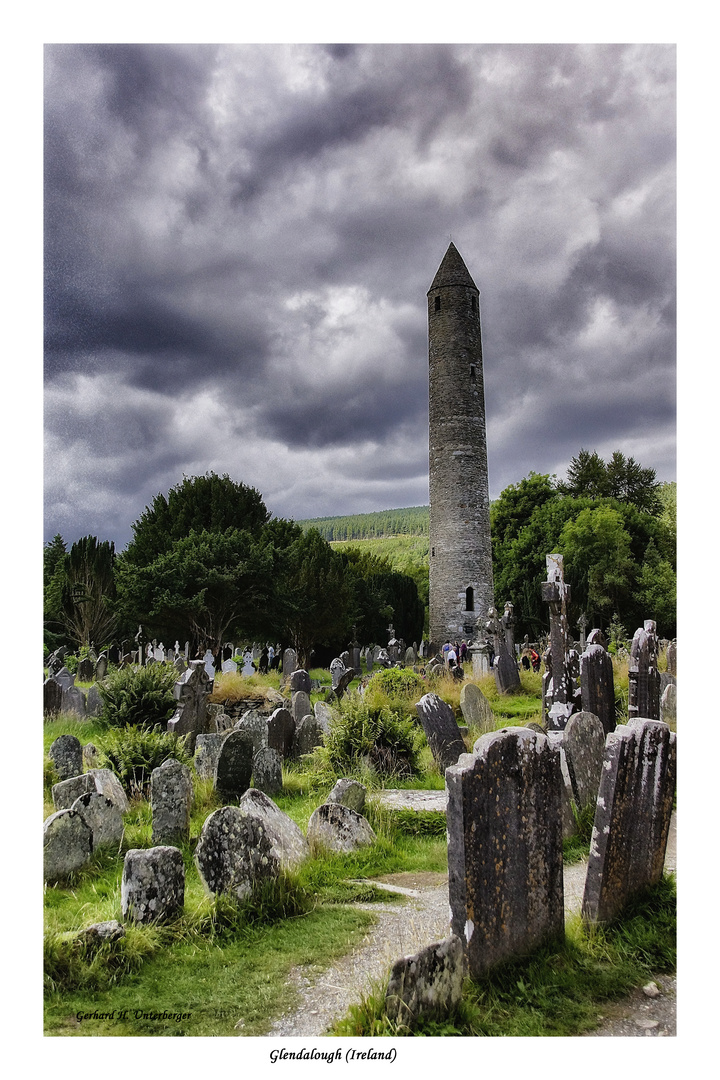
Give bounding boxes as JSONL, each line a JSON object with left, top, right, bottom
{"left": 331, "top": 875, "right": 676, "bottom": 1037}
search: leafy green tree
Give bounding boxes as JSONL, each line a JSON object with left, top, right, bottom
{"left": 44, "top": 534, "right": 67, "bottom": 649}
{"left": 558, "top": 506, "right": 637, "bottom": 627}
{"left": 58, "top": 536, "right": 117, "bottom": 648}
{"left": 124, "top": 473, "right": 270, "bottom": 567}
{"left": 558, "top": 448, "right": 662, "bottom": 515}
{"left": 636, "top": 539, "right": 677, "bottom": 637}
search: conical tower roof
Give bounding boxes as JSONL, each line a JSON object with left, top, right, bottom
{"left": 428, "top": 242, "right": 478, "bottom": 292}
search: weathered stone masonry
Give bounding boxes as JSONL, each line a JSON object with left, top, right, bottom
{"left": 428, "top": 243, "right": 494, "bottom": 648}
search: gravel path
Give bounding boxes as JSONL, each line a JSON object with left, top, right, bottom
{"left": 268, "top": 815, "right": 677, "bottom": 1038}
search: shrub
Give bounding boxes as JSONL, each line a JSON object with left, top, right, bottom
{"left": 97, "top": 726, "right": 193, "bottom": 798}
{"left": 367, "top": 667, "right": 425, "bottom": 697}
{"left": 98, "top": 663, "right": 177, "bottom": 730}
{"left": 318, "top": 696, "right": 422, "bottom": 779}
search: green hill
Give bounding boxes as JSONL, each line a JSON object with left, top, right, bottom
{"left": 299, "top": 505, "right": 429, "bottom": 542}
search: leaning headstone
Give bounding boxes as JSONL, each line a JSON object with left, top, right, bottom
{"left": 582, "top": 719, "right": 676, "bottom": 924}
{"left": 307, "top": 803, "right": 376, "bottom": 853}
{"left": 48, "top": 735, "right": 83, "bottom": 781}
{"left": 293, "top": 715, "right": 325, "bottom": 758}
{"left": 446, "top": 727, "right": 565, "bottom": 977}
{"left": 333, "top": 668, "right": 357, "bottom": 698}
{"left": 86, "top": 768, "right": 130, "bottom": 812}
{"left": 628, "top": 621, "right": 661, "bottom": 722}
{"left": 326, "top": 778, "right": 366, "bottom": 814}
{"left": 563, "top": 710, "right": 606, "bottom": 810}
{"left": 459, "top": 683, "right": 495, "bottom": 734}
{"left": 234, "top": 709, "right": 269, "bottom": 755}
{"left": 291, "top": 690, "right": 311, "bottom": 724}
{"left": 44, "top": 677, "right": 63, "bottom": 716}
{"left": 194, "top": 733, "right": 228, "bottom": 780}
{"left": 660, "top": 683, "right": 677, "bottom": 728}
{"left": 415, "top": 694, "right": 466, "bottom": 771}
{"left": 289, "top": 669, "right": 311, "bottom": 695}
{"left": 82, "top": 742, "right": 100, "bottom": 769}
{"left": 168, "top": 660, "right": 210, "bottom": 753}
{"left": 71, "top": 791, "right": 124, "bottom": 849}
{"left": 214, "top": 729, "right": 254, "bottom": 801}
{"left": 385, "top": 936, "right": 464, "bottom": 1026}
{"left": 44, "top": 808, "right": 94, "bottom": 881}
{"left": 251, "top": 747, "right": 283, "bottom": 796}
{"left": 121, "top": 846, "right": 185, "bottom": 923}
{"left": 580, "top": 640, "right": 616, "bottom": 736}
{"left": 52, "top": 773, "right": 94, "bottom": 810}
{"left": 94, "top": 655, "right": 108, "bottom": 682}
{"left": 238, "top": 789, "right": 309, "bottom": 869}
{"left": 150, "top": 758, "right": 194, "bottom": 845}
{"left": 267, "top": 707, "right": 295, "bottom": 759}
{"left": 195, "top": 805, "right": 283, "bottom": 900}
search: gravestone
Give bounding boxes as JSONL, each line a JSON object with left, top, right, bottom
{"left": 54, "top": 667, "right": 74, "bottom": 692}
{"left": 94, "top": 654, "right": 108, "bottom": 682}
{"left": 404, "top": 646, "right": 416, "bottom": 667}
{"left": 582, "top": 719, "right": 676, "bottom": 924}
{"left": 221, "top": 658, "right": 238, "bottom": 674}
{"left": 580, "top": 640, "right": 616, "bottom": 735}
{"left": 252, "top": 747, "right": 283, "bottom": 795}
{"left": 330, "top": 657, "right": 346, "bottom": 690}
{"left": 415, "top": 693, "right": 466, "bottom": 771}
{"left": 174, "top": 655, "right": 187, "bottom": 675}
{"left": 267, "top": 707, "right": 295, "bottom": 758}
{"left": 326, "top": 778, "right": 366, "bottom": 814}
{"left": 238, "top": 789, "right": 309, "bottom": 869}
{"left": 459, "top": 683, "right": 495, "bottom": 734}
{"left": 385, "top": 936, "right": 464, "bottom": 1025}
{"left": 291, "top": 690, "right": 312, "bottom": 724}
{"left": 234, "top": 708, "right": 269, "bottom": 755}
{"left": 195, "top": 805, "right": 283, "bottom": 900}
{"left": 83, "top": 742, "right": 100, "bottom": 769}
{"left": 293, "top": 715, "right": 325, "bottom": 758}
{"left": 333, "top": 668, "right": 356, "bottom": 698}
{"left": 150, "top": 758, "right": 194, "bottom": 845}
{"left": 85, "top": 683, "right": 103, "bottom": 717}
{"left": 282, "top": 648, "right": 298, "bottom": 682}
{"left": 86, "top": 768, "right": 130, "bottom": 812}
{"left": 44, "top": 808, "right": 93, "bottom": 882}
{"left": 71, "top": 791, "right": 124, "bottom": 849}
{"left": 563, "top": 710, "right": 606, "bottom": 811}
{"left": 289, "top": 669, "right": 311, "bottom": 695}
{"left": 541, "top": 554, "right": 580, "bottom": 729}
{"left": 202, "top": 649, "right": 216, "bottom": 680}
{"left": 62, "top": 685, "right": 87, "bottom": 717}
{"left": 194, "top": 733, "right": 228, "bottom": 780}
{"left": 77, "top": 656, "right": 94, "bottom": 683}
{"left": 168, "top": 660, "right": 210, "bottom": 752}
{"left": 307, "top": 802, "right": 376, "bottom": 853}
{"left": 215, "top": 729, "right": 254, "bottom": 800}
{"left": 545, "top": 731, "right": 579, "bottom": 839}
{"left": 666, "top": 639, "right": 677, "bottom": 677}
{"left": 48, "top": 734, "right": 83, "bottom": 781}
{"left": 52, "top": 773, "right": 94, "bottom": 810}
{"left": 660, "top": 683, "right": 677, "bottom": 727}
{"left": 313, "top": 700, "right": 334, "bottom": 734}
{"left": 121, "top": 846, "right": 185, "bottom": 923}
{"left": 446, "top": 727, "right": 565, "bottom": 976}
{"left": 628, "top": 620, "right": 661, "bottom": 722}
{"left": 44, "top": 677, "right": 63, "bottom": 716}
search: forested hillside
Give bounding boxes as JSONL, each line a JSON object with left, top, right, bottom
{"left": 300, "top": 506, "right": 429, "bottom": 541}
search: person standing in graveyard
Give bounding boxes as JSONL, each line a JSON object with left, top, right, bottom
{"left": 530, "top": 648, "right": 540, "bottom": 673}
{"left": 259, "top": 647, "right": 269, "bottom": 675}
{"left": 459, "top": 640, "right": 468, "bottom": 664}
{"left": 447, "top": 642, "right": 457, "bottom": 668}
{"left": 267, "top": 643, "right": 275, "bottom": 669}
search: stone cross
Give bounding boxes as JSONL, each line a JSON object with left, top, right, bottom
{"left": 541, "top": 554, "right": 578, "bottom": 729}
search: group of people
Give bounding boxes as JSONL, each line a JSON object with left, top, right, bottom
{"left": 442, "top": 639, "right": 468, "bottom": 672}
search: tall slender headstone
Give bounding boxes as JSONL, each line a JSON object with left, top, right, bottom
{"left": 628, "top": 621, "right": 661, "bottom": 722}
{"left": 580, "top": 636, "right": 616, "bottom": 736}
{"left": 541, "top": 554, "right": 579, "bottom": 729}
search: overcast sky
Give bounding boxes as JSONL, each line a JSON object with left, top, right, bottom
{"left": 44, "top": 42, "right": 676, "bottom": 550}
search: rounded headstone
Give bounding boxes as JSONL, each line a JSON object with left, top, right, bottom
{"left": 48, "top": 735, "right": 83, "bottom": 782}
{"left": 239, "top": 788, "right": 309, "bottom": 869}
{"left": 327, "top": 778, "right": 366, "bottom": 814}
{"left": 195, "top": 805, "right": 282, "bottom": 900}
{"left": 252, "top": 747, "right": 283, "bottom": 796}
{"left": 459, "top": 683, "right": 495, "bottom": 734}
{"left": 234, "top": 708, "right": 269, "bottom": 755}
{"left": 307, "top": 802, "right": 376, "bottom": 853}
{"left": 289, "top": 669, "right": 311, "bottom": 695}
{"left": 121, "top": 846, "right": 185, "bottom": 923}
{"left": 563, "top": 711, "right": 605, "bottom": 811}
{"left": 86, "top": 768, "right": 130, "bottom": 812}
{"left": 71, "top": 791, "right": 124, "bottom": 849}
{"left": 291, "top": 690, "right": 311, "bottom": 723}
{"left": 267, "top": 707, "right": 295, "bottom": 758}
{"left": 215, "top": 729, "right": 254, "bottom": 801}
{"left": 44, "top": 808, "right": 93, "bottom": 881}
{"left": 293, "top": 715, "right": 325, "bottom": 758}
{"left": 52, "top": 773, "right": 94, "bottom": 811}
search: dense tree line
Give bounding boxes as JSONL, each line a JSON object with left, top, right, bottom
{"left": 491, "top": 451, "right": 676, "bottom": 640}
{"left": 301, "top": 505, "right": 429, "bottom": 542}
{"left": 44, "top": 473, "right": 425, "bottom": 666}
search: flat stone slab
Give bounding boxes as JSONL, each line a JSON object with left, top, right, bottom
{"left": 371, "top": 789, "right": 448, "bottom": 814}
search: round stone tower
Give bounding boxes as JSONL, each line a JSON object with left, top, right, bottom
{"left": 427, "top": 242, "right": 494, "bottom": 650}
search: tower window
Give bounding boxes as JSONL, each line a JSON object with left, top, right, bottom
{"left": 465, "top": 586, "right": 475, "bottom": 612}
{"left": 470, "top": 365, "right": 476, "bottom": 381}
{"left": 434, "top": 296, "right": 441, "bottom": 311}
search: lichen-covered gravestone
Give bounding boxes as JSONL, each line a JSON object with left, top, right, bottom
{"left": 48, "top": 734, "right": 83, "bottom": 781}
{"left": 446, "top": 727, "right": 565, "bottom": 977}
{"left": 415, "top": 693, "right": 466, "bottom": 771}
{"left": 660, "top": 683, "right": 677, "bottom": 728}
{"left": 214, "top": 729, "right": 254, "bottom": 801}
{"left": 194, "top": 805, "right": 283, "bottom": 900}
{"left": 385, "top": 936, "right": 464, "bottom": 1025}
{"left": 313, "top": 700, "right": 334, "bottom": 735}
{"left": 71, "top": 791, "right": 124, "bottom": 849}
{"left": 44, "top": 808, "right": 93, "bottom": 881}
{"left": 291, "top": 690, "right": 311, "bottom": 724}
{"left": 459, "top": 683, "right": 495, "bottom": 734}
{"left": 238, "top": 788, "right": 309, "bottom": 869}
{"left": 307, "top": 802, "right": 376, "bottom": 853}
{"left": 234, "top": 709, "right": 269, "bottom": 755}
{"left": 580, "top": 640, "right": 616, "bottom": 736}
{"left": 85, "top": 768, "right": 130, "bottom": 812}
{"left": 251, "top": 746, "right": 283, "bottom": 796}
{"left": 289, "top": 668, "right": 311, "bottom": 695}
{"left": 121, "top": 846, "right": 185, "bottom": 923}
{"left": 52, "top": 773, "right": 94, "bottom": 810}
{"left": 150, "top": 758, "right": 194, "bottom": 845}
{"left": 44, "top": 677, "right": 63, "bottom": 716}
{"left": 194, "top": 732, "right": 228, "bottom": 780}
{"left": 293, "top": 714, "right": 325, "bottom": 758}
{"left": 582, "top": 718, "right": 676, "bottom": 924}
{"left": 327, "top": 778, "right": 366, "bottom": 814}
{"left": 562, "top": 710, "right": 606, "bottom": 811}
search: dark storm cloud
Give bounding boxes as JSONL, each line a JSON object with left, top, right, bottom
{"left": 44, "top": 43, "right": 676, "bottom": 549}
